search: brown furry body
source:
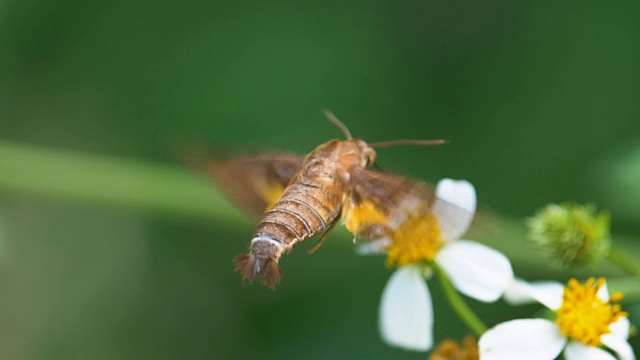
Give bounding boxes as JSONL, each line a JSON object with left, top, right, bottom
{"left": 235, "top": 139, "right": 375, "bottom": 288}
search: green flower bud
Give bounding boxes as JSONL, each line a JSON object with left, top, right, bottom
{"left": 526, "top": 203, "right": 611, "bottom": 267}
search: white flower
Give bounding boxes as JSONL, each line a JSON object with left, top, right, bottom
{"left": 362, "top": 179, "right": 514, "bottom": 351}
{"left": 480, "top": 278, "right": 635, "bottom": 360}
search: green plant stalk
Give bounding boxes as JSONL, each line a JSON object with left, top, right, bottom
{"left": 607, "top": 246, "right": 640, "bottom": 278}
{"left": 0, "top": 140, "right": 240, "bottom": 222}
{"left": 433, "top": 263, "right": 487, "bottom": 336}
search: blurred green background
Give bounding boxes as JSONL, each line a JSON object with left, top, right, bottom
{"left": 1, "top": 1, "right": 639, "bottom": 359}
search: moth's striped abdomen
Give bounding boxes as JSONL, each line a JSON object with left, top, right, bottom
{"left": 234, "top": 138, "right": 373, "bottom": 288}
{"left": 235, "top": 181, "right": 344, "bottom": 288}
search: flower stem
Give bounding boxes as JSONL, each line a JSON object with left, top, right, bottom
{"left": 433, "top": 264, "right": 487, "bottom": 336}
{"left": 607, "top": 245, "right": 640, "bottom": 278}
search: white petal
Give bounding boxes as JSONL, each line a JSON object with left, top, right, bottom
{"left": 601, "top": 318, "right": 635, "bottom": 360}
{"left": 355, "top": 237, "right": 391, "bottom": 255}
{"left": 435, "top": 240, "right": 513, "bottom": 302}
{"left": 434, "top": 178, "right": 477, "bottom": 214}
{"left": 503, "top": 278, "right": 564, "bottom": 310}
{"left": 601, "top": 336, "right": 635, "bottom": 360}
{"left": 479, "top": 319, "right": 566, "bottom": 360}
{"left": 502, "top": 278, "right": 539, "bottom": 305}
{"left": 379, "top": 265, "right": 433, "bottom": 351}
{"left": 433, "top": 179, "right": 476, "bottom": 241}
{"left": 564, "top": 341, "right": 616, "bottom": 360}
{"left": 597, "top": 280, "right": 610, "bottom": 302}
{"left": 609, "top": 317, "right": 630, "bottom": 340}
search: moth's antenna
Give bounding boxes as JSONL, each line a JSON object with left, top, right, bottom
{"left": 369, "top": 139, "right": 448, "bottom": 148}
{"left": 323, "top": 109, "right": 353, "bottom": 140}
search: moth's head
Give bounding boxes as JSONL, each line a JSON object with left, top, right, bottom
{"left": 322, "top": 109, "right": 376, "bottom": 167}
{"left": 354, "top": 139, "right": 377, "bottom": 167}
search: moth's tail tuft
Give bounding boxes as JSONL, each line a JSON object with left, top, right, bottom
{"left": 261, "top": 258, "right": 283, "bottom": 289}
{"left": 234, "top": 253, "right": 259, "bottom": 283}
{"left": 234, "top": 253, "right": 283, "bottom": 289}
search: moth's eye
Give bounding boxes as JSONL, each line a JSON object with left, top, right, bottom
{"left": 365, "top": 151, "right": 376, "bottom": 166}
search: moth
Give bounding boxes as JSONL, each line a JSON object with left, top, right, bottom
{"left": 212, "top": 110, "right": 448, "bottom": 288}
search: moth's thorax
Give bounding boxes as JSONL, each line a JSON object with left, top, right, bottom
{"left": 303, "top": 139, "right": 376, "bottom": 178}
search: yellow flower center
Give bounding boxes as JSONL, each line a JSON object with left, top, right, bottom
{"left": 555, "top": 277, "right": 626, "bottom": 346}
{"left": 430, "top": 335, "right": 479, "bottom": 360}
{"left": 385, "top": 213, "right": 443, "bottom": 267}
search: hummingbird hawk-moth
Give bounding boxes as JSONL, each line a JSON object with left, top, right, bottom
{"left": 211, "top": 110, "right": 449, "bottom": 288}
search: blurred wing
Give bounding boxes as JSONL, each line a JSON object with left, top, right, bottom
{"left": 342, "top": 168, "right": 434, "bottom": 241}
{"left": 210, "top": 154, "right": 304, "bottom": 216}
{"left": 343, "top": 169, "right": 479, "bottom": 255}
